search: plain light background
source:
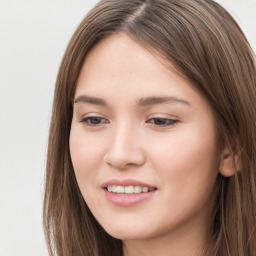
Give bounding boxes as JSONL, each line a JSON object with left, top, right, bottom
{"left": 0, "top": 1, "right": 255, "bottom": 255}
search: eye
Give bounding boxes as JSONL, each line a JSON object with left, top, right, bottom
{"left": 80, "top": 116, "right": 109, "bottom": 126}
{"left": 147, "top": 118, "right": 178, "bottom": 127}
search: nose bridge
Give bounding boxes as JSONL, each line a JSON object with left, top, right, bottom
{"left": 115, "top": 119, "right": 136, "bottom": 148}
{"left": 103, "top": 120, "right": 145, "bottom": 169}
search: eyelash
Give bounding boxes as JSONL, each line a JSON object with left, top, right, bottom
{"left": 80, "top": 116, "right": 178, "bottom": 127}
{"left": 80, "top": 116, "right": 109, "bottom": 126}
{"left": 146, "top": 117, "right": 178, "bottom": 126}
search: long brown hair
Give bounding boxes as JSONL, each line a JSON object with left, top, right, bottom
{"left": 43, "top": 0, "right": 256, "bottom": 255}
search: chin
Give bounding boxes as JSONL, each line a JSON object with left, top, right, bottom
{"left": 99, "top": 220, "right": 155, "bottom": 240}
{"left": 106, "top": 229, "right": 148, "bottom": 240}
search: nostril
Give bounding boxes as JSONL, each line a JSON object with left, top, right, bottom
{"left": 103, "top": 152, "right": 146, "bottom": 170}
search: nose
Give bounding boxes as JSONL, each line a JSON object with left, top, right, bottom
{"left": 103, "top": 124, "right": 146, "bottom": 170}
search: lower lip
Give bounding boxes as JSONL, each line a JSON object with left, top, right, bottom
{"left": 103, "top": 189, "right": 156, "bottom": 206}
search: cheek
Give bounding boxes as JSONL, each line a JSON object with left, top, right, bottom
{"left": 148, "top": 124, "right": 219, "bottom": 196}
{"left": 69, "top": 125, "right": 104, "bottom": 192}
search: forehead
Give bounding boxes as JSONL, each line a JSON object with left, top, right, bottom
{"left": 75, "top": 33, "right": 210, "bottom": 112}
{"left": 79, "top": 33, "right": 170, "bottom": 81}
{"left": 77, "top": 34, "right": 184, "bottom": 90}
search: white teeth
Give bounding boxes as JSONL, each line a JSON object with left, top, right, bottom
{"left": 106, "top": 185, "right": 154, "bottom": 194}
{"left": 112, "top": 185, "right": 117, "bottom": 192}
{"left": 124, "top": 186, "right": 134, "bottom": 193}
{"left": 134, "top": 186, "right": 142, "bottom": 193}
{"left": 142, "top": 187, "right": 149, "bottom": 193}
{"left": 116, "top": 185, "right": 125, "bottom": 193}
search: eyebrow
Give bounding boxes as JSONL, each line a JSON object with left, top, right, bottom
{"left": 74, "top": 95, "right": 191, "bottom": 106}
{"left": 137, "top": 96, "right": 190, "bottom": 106}
{"left": 74, "top": 95, "right": 107, "bottom": 105}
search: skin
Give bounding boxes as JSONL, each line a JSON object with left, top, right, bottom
{"left": 69, "top": 33, "right": 225, "bottom": 255}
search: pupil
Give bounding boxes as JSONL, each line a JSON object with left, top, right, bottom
{"left": 90, "top": 117, "right": 101, "bottom": 124}
{"left": 154, "top": 118, "right": 166, "bottom": 125}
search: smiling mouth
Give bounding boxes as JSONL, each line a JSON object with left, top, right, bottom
{"left": 106, "top": 185, "right": 156, "bottom": 194}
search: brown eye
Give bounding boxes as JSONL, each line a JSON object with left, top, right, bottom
{"left": 148, "top": 118, "right": 178, "bottom": 126}
{"left": 81, "top": 116, "right": 109, "bottom": 126}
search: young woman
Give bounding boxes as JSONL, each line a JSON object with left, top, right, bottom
{"left": 43, "top": 0, "right": 256, "bottom": 255}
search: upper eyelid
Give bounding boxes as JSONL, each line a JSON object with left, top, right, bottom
{"left": 80, "top": 116, "right": 178, "bottom": 124}
{"left": 79, "top": 114, "right": 179, "bottom": 120}
{"left": 146, "top": 112, "right": 179, "bottom": 119}
{"left": 80, "top": 116, "right": 109, "bottom": 122}
{"left": 147, "top": 117, "right": 178, "bottom": 123}
{"left": 80, "top": 116, "right": 110, "bottom": 127}
{"left": 78, "top": 112, "right": 179, "bottom": 121}
{"left": 79, "top": 112, "right": 108, "bottom": 119}
{"left": 148, "top": 117, "right": 177, "bottom": 121}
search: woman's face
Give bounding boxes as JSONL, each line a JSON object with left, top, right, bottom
{"left": 70, "top": 34, "right": 220, "bottom": 242}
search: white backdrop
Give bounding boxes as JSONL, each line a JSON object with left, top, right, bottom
{"left": 0, "top": 1, "right": 255, "bottom": 255}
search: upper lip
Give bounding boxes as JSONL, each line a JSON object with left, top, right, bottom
{"left": 101, "top": 179, "right": 156, "bottom": 189}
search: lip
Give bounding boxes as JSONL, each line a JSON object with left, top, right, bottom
{"left": 101, "top": 179, "right": 157, "bottom": 207}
